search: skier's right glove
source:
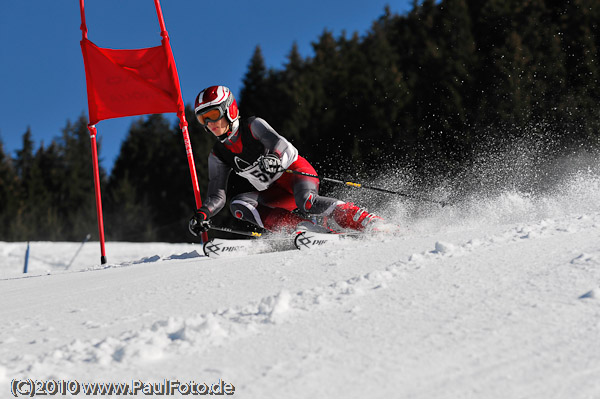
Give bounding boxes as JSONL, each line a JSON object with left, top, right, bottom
{"left": 258, "top": 153, "right": 282, "bottom": 174}
{"left": 189, "top": 207, "right": 211, "bottom": 237}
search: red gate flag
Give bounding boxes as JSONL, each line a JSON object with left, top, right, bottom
{"left": 81, "top": 39, "right": 183, "bottom": 125}
{"left": 79, "top": 0, "right": 207, "bottom": 264}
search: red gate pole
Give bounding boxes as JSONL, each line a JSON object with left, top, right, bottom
{"left": 154, "top": 0, "right": 208, "bottom": 243}
{"left": 88, "top": 125, "right": 107, "bottom": 264}
{"left": 81, "top": 0, "right": 107, "bottom": 263}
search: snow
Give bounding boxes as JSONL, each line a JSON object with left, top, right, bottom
{"left": 2, "top": 166, "right": 600, "bottom": 398}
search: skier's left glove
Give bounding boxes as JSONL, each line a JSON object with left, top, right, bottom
{"left": 189, "top": 207, "right": 211, "bottom": 237}
{"left": 259, "top": 153, "right": 282, "bottom": 174}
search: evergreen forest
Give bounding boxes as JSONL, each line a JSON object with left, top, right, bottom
{"left": 1, "top": 0, "right": 598, "bottom": 242}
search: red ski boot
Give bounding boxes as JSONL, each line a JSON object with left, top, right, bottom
{"left": 331, "top": 202, "right": 383, "bottom": 232}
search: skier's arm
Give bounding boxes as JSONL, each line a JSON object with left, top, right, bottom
{"left": 249, "top": 117, "right": 298, "bottom": 168}
{"left": 202, "top": 152, "right": 231, "bottom": 217}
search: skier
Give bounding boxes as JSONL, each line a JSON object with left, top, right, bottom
{"left": 188, "top": 85, "right": 383, "bottom": 237}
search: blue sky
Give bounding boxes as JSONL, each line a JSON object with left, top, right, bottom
{"left": 0, "top": 1, "right": 413, "bottom": 173}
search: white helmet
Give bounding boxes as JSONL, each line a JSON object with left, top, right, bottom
{"left": 194, "top": 85, "right": 240, "bottom": 126}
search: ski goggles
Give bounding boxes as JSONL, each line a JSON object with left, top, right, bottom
{"left": 196, "top": 107, "right": 225, "bottom": 126}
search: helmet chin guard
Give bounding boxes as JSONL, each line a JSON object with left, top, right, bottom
{"left": 218, "top": 119, "right": 240, "bottom": 143}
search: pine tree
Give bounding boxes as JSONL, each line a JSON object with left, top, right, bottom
{"left": 11, "top": 129, "right": 36, "bottom": 240}
{"left": 14, "top": 128, "right": 34, "bottom": 180}
{"left": 239, "top": 46, "right": 271, "bottom": 119}
{"left": 357, "top": 7, "right": 411, "bottom": 168}
{"left": 554, "top": 0, "right": 600, "bottom": 144}
{"left": 300, "top": 30, "right": 345, "bottom": 172}
{"left": 0, "top": 141, "right": 18, "bottom": 239}
{"left": 277, "top": 42, "right": 311, "bottom": 146}
{"left": 56, "top": 116, "right": 102, "bottom": 241}
{"left": 33, "top": 141, "right": 64, "bottom": 240}
{"left": 106, "top": 114, "right": 196, "bottom": 242}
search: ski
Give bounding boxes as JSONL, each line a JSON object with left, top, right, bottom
{"left": 294, "top": 222, "right": 406, "bottom": 250}
{"left": 293, "top": 231, "right": 361, "bottom": 250}
{"left": 203, "top": 225, "right": 403, "bottom": 258}
{"left": 202, "top": 236, "right": 295, "bottom": 258}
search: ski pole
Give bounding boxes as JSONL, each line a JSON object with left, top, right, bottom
{"left": 283, "top": 169, "right": 449, "bottom": 207}
{"left": 209, "top": 225, "right": 262, "bottom": 238}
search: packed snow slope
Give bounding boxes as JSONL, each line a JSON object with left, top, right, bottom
{"left": 1, "top": 151, "right": 600, "bottom": 398}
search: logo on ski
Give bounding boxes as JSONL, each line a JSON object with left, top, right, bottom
{"left": 295, "top": 233, "right": 329, "bottom": 249}
{"left": 203, "top": 242, "right": 223, "bottom": 256}
{"left": 203, "top": 241, "right": 244, "bottom": 257}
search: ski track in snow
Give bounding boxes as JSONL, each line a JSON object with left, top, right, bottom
{"left": 2, "top": 207, "right": 600, "bottom": 397}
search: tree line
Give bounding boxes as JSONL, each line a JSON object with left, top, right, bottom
{"left": 1, "top": 0, "right": 598, "bottom": 242}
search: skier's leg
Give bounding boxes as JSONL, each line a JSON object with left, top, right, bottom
{"left": 230, "top": 190, "right": 310, "bottom": 233}
{"left": 288, "top": 157, "right": 383, "bottom": 231}
{"left": 292, "top": 177, "right": 340, "bottom": 215}
{"left": 293, "top": 179, "right": 383, "bottom": 231}
{"left": 230, "top": 191, "right": 264, "bottom": 227}
{"left": 277, "top": 156, "right": 340, "bottom": 215}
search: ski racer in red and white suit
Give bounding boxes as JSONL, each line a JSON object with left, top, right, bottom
{"left": 188, "top": 85, "right": 382, "bottom": 236}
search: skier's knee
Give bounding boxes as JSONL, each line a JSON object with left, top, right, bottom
{"left": 296, "top": 191, "right": 317, "bottom": 213}
{"left": 230, "top": 197, "right": 264, "bottom": 228}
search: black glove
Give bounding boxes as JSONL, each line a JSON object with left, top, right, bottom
{"left": 189, "top": 207, "right": 211, "bottom": 237}
{"left": 259, "top": 153, "right": 282, "bottom": 174}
